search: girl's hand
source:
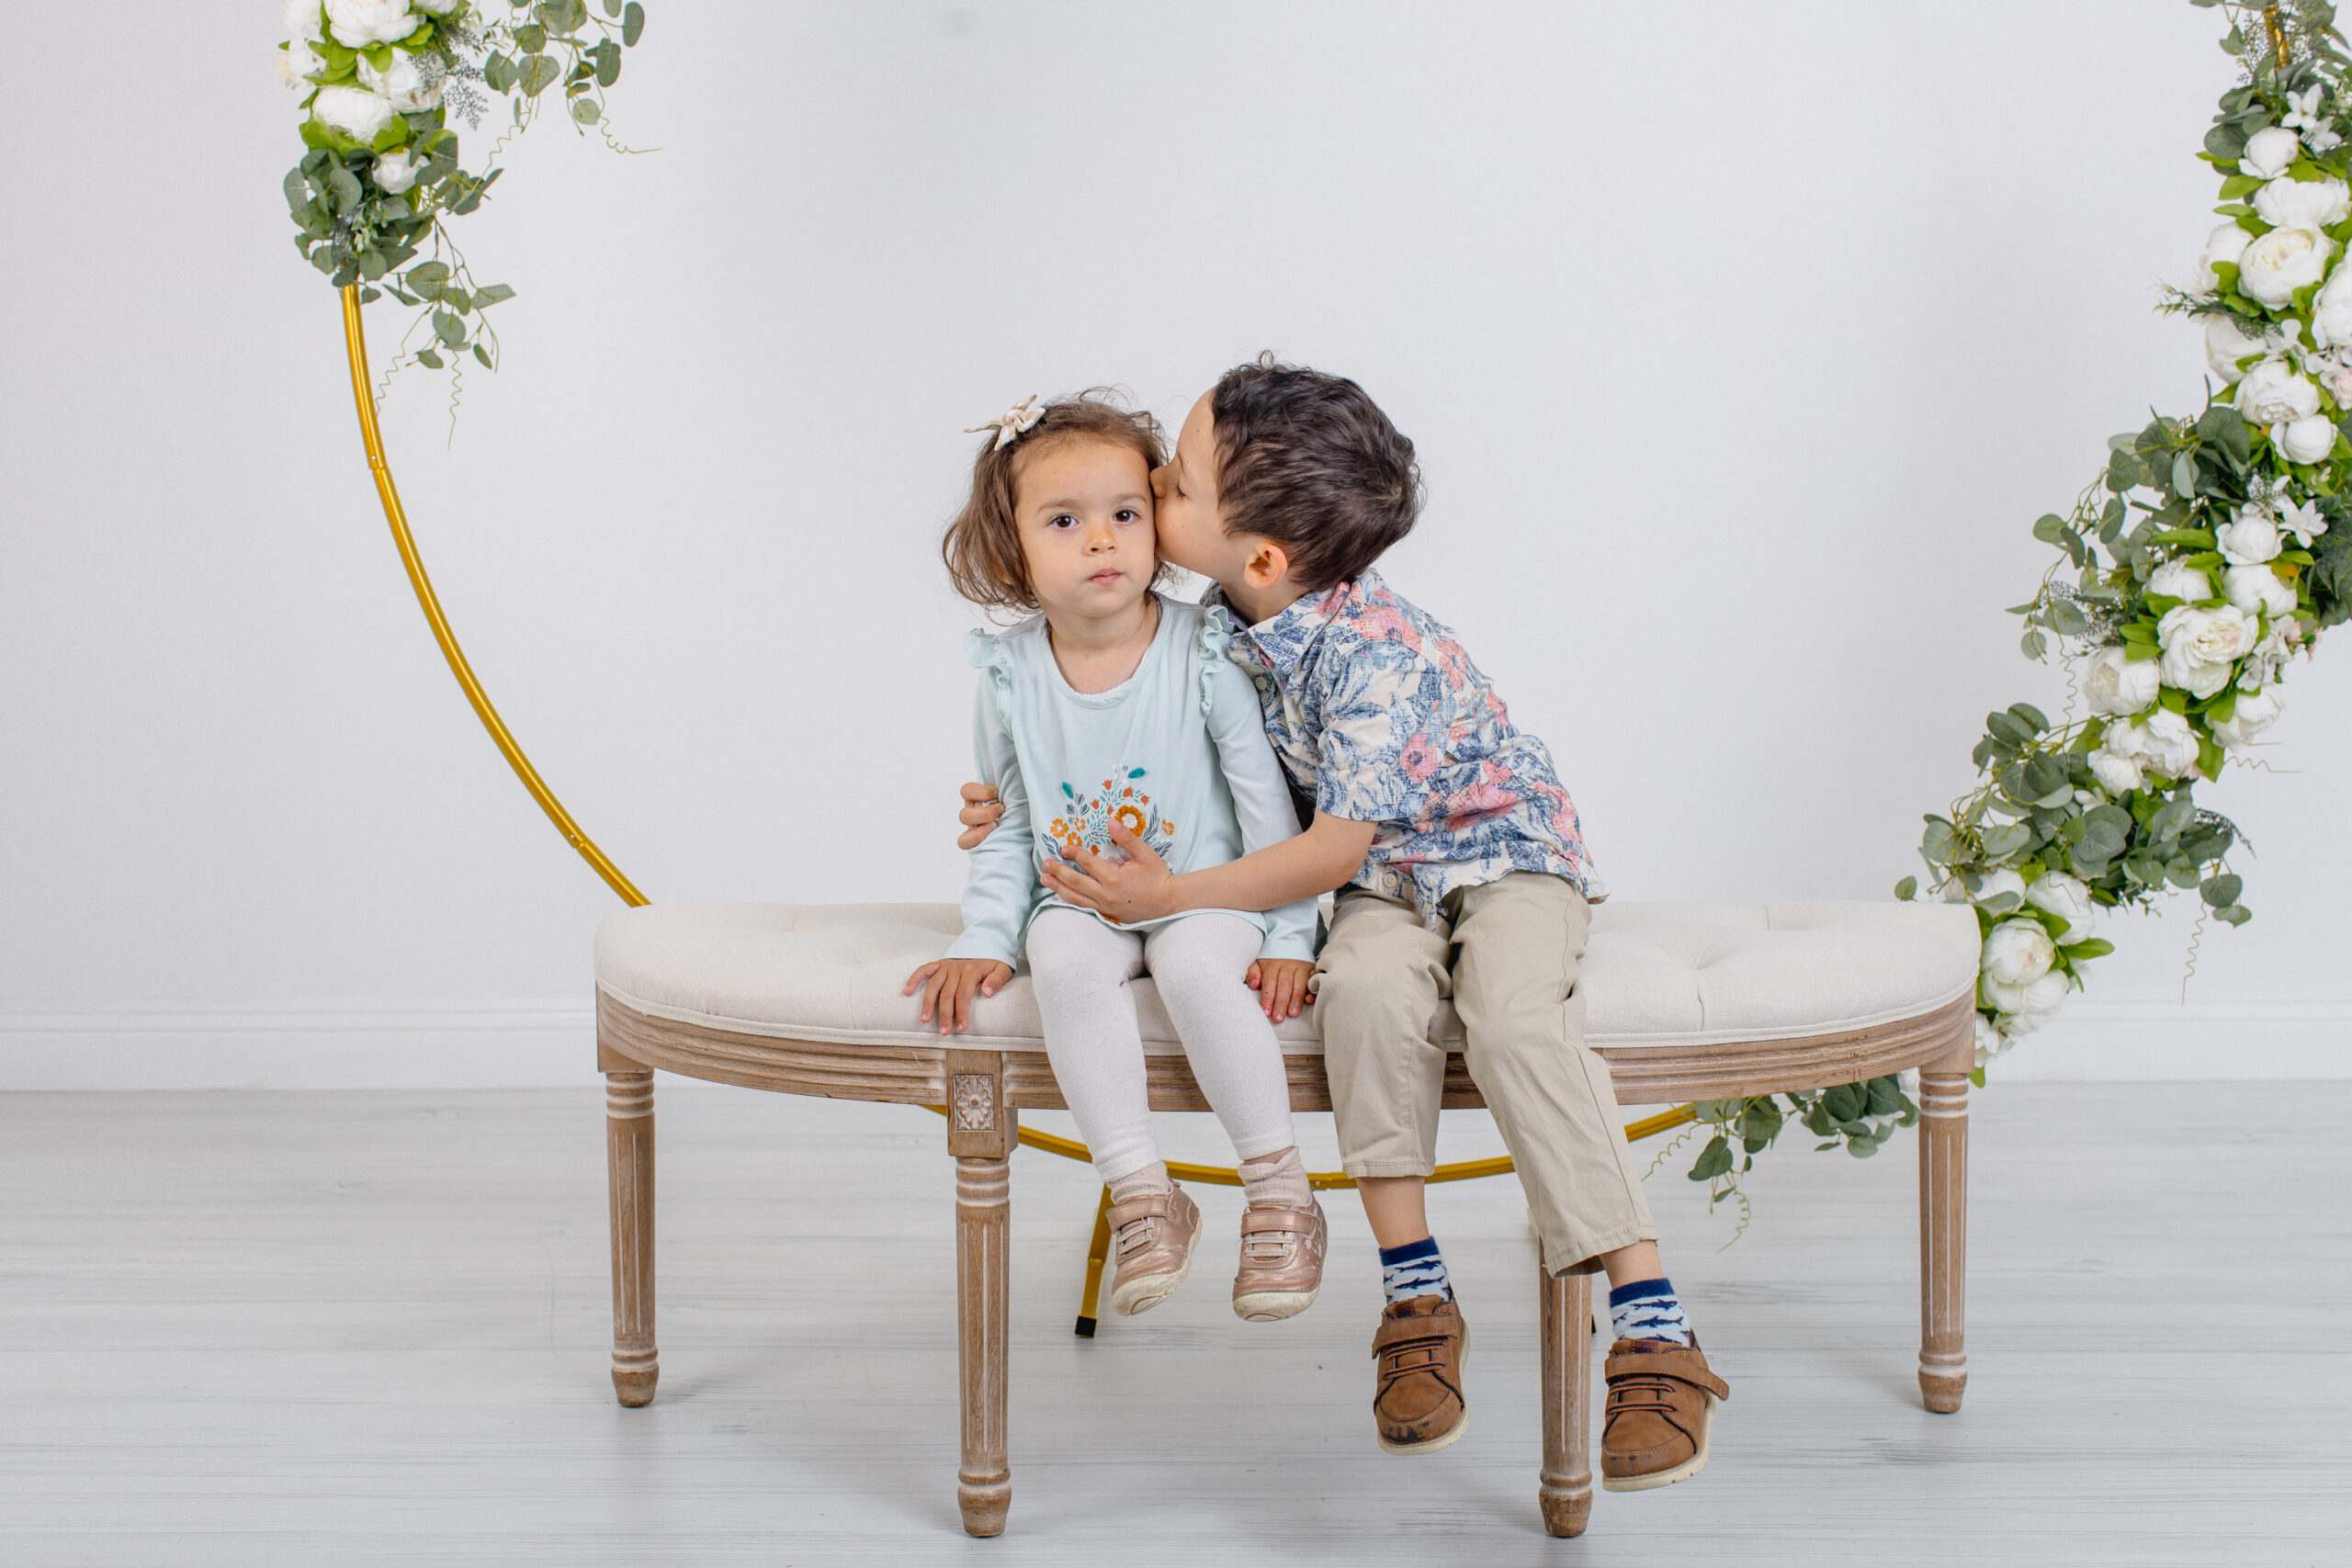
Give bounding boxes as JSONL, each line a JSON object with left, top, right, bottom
{"left": 1041, "top": 821, "right": 1177, "bottom": 923}
{"left": 1247, "top": 958, "right": 1317, "bottom": 1021}
{"left": 956, "top": 783, "right": 1002, "bottom": 851}
{"left": 904, "top": 957, "right": 1014, "bottom": 1035}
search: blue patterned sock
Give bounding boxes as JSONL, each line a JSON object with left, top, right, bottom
{"left": 1378, "top": 1236, "right": 1453, "bottom": 1303}
{"left": 1608, "top": 1277, "right": 1691, "bottom": 1345}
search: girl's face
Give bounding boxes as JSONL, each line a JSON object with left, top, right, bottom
{"left": 1013, "top": 437, "right": 1158, "bottom": 619}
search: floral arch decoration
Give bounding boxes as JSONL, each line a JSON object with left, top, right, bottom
{"left": 275, "top": 0, "right": 2352, "bottom": 1202}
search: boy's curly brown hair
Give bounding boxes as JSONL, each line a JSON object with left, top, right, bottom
{"left": 942, "top": 390, "right": 1170, "bottom": 612}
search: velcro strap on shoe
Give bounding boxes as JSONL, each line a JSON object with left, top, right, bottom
{"left": 1604, "top": 1347, "right": 1729, "bottom": 1401}
{"left": 1106, "top": 1193, "right": 1179, "bottom": 1227}
{"left": 1238, "top": 1207, "right": 1319, "bottom": 1235}
{"left": 1373, "top": 1314, "right": 1461, "bottom": 1357}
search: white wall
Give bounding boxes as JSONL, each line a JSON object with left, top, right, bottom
{"left": 2, "top": 1, "right": 2345, "bottom": 1087}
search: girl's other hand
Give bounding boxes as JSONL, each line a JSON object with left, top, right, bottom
{"left": 904, "top": 957, "right": 1014, "bottom": 1035}
{"left": 1246, "top": 958, "right": 1317, "bottom": 1021}
{"left": 956, "top": 783, "right": 1002, "bottom": 851}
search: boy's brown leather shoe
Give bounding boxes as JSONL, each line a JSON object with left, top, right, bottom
{"left": 1371, "top": 1295, "right": 1468, "bottom": 1453}
{"left": 1600, "top": 1337, "right": 1729, "bottom": 1491}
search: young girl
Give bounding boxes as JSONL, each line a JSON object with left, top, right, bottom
{"left": 903, "top": 391, "right": 1327, "bottom": 1321}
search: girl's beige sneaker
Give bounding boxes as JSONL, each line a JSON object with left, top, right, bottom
{"left": 1231, "top": 1199, "right": 1328, "bottom": 1320}
{"left": 1106, "top": 1186, "right": 1202, "bottom": 1315}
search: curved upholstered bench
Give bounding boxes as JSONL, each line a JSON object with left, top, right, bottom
{"left": 593, "top": 899, "right": 1980, "bottom": 1539}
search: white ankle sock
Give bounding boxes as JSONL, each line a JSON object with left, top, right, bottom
{"left": 1238, "top": 1147, "right": 1312, "bottom": 1210}
{"left": 1109, "top": 1163, "right": 1172, "bottom": 1206}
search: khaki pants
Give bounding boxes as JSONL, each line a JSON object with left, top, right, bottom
{"left": 1316, "top": 871, "right": 1654, "bottom": 1273}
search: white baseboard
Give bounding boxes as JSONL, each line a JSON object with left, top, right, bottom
{"left": 0, "top": 997, "right": 2343, "bottom": 1090}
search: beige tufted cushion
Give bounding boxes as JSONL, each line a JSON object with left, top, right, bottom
{"left": 595, "top": 900, "right": 1980, "bottom": 1055}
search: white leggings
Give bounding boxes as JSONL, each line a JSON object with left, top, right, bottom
{"left": 1023, "top": 908, "right": 1296, "bottom": 1184}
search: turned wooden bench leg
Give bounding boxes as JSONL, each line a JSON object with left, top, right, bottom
{"left": 1917, "top": 1032, "right": 1972, "bottom": 1413}
{"left": 602, "top": 1045, "right": 658, "bottom": 1407}
{"left": 946, "top": 1050, "right": 1014, "bottom": 1538}
{"left": 1538, "top": 1263, "right": 1595, "bottom": 1538}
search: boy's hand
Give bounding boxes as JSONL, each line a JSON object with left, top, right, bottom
{"left": 1247, "top": 958, "right": 1317, "bottom": 1021}
{"left": 1041, "top": 821, "right": 1177, "bottom": 923}
{"left": 956, "top": 783, "right": 1001, "bottom": 851}
{"left": 904, "top": 957, "right": 1013, "bottom": 1035}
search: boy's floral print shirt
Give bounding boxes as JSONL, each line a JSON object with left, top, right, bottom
{"left": 1204, "top": 569, "right": 1604, "bottom": 929}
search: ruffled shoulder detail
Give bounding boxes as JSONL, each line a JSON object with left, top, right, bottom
{"left": 1196, "top": 603, "right": 1237, "bottom": 717}
{"left": 966, "top": 619, "right": 1037, "bottom": 721}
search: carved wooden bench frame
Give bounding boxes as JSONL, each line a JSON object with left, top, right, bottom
{"left": 594, "top": 986, "right": 1977, "bottom": 1539}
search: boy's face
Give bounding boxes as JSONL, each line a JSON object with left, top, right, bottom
{"left": 1149, "top": 393, "right": 1253, "bottom": 588}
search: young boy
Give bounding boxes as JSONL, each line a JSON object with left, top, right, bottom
{"left": 956, "top": 357, "right": 1728, "bottom": 1490}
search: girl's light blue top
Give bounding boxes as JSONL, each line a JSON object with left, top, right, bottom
{"left": 944, "top": 594, "right": 1317, "bottom": 968}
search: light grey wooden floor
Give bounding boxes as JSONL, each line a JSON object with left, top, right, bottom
{"left": 3, "top": 1081, "right": 2345, "bottom": 1566}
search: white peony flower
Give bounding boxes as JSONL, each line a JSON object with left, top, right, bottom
{"left": 370, "top": 149, "right": 423, "bottom": 195}
{"left": 2224, "top": 562, "right": 2301, "bottom": 618}
{"left": 1982, "top": 919, "right": 2055, "bottom": 987}
{"left": 2087, "top": 739, "right": 2146, "bottom": 795}
{"left": 325, "top": 0, "right": 419, "bottom": 49}
{"left": 310, "top": 84, "right": 399, "bottom": 144}
{"left": 2237, "top": 358, "right": 2323, "bottom": 425}
{"left": 2238, "top": 225, "right": 2334, "bottom": 308}
{"left": 2242, "top": 125, "right": 2304, "bottom": 179}
{"left": 2143, "top": 706, "right": 2205, "bottom": 778}
{"left": 2217, "top": 508, "right": 2285, "bottom": 564}
{"left": 2025, "top": 873, "right": 2097, "bottom": 944}
{"left": 1985, "top": 971, "right": 2072, "bottom": 1032}
{"left": 357, "top": 51, "right": 442, "bottom": 113}
{"left": 2279, "top": 414, "right": 2341, "bottom": 464}
{"left": 2211, "top": 682, "right": 2287, "bottom": 749}
{"left": 2204, "top": 313, "right": 2280, "bottom": 383}
{"left": 2158, "top": 603, "right": 2257, "bottom": 698}
{"left": 2276, "top": 496, "right": 2330, "bottom": 545}
{"left": 2195, "top": 220, "right": 2255, "bottom": 290}
{"left": 2255, "top": 175, "right": 2352, "bottom": 232}
{"left": 1972, "top": 868, "right": 2027, "bottom": 910}
{"left": 284, "top": 0, "right": 325, "bottom": 40}
{"left": 277, "top": 38, "right": 325, "bottom": 88}
{"left": 2312, "top": 266, "right": 2352, "bottom": 349}
{"left": 2085, "top": 645, "right": 2161, "bottom": 716}
{"left": 2147, "top": 558, "right": 2213, "bottom": 604}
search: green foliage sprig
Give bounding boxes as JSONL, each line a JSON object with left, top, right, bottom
{"left": 279, "top": 0, "right": 649, "bottom": 392}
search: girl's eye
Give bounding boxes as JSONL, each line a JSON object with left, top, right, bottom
{"left": 1047, "top": 513, "right": 1076, "bottom": 529}
{"left": 1115, "top": 508, "right": 1140, "bottom": 523}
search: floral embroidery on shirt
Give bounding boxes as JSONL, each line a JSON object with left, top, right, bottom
{"left": 1205, "top": 569, "right": 1603, "bottom": 931}
{"left": 1048, "top": 767, "right": 1177, "bottom": 863}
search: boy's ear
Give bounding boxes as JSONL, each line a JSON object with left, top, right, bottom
{"left": 1242, "top": 539, "right": 1293, "bottom": 591}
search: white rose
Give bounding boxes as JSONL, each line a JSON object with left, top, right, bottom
{"left": 2224, "top": 562, "right": 2300, "bottom": 618}
{"left": 2086, "top": 740, "right": 2145, "bottom": 795}
{"left": 2204, "top": 314, "right": 2280, "bottom": 383}
{"left": 2084, "top": 645, "right": 2161, "bottom": 716}
{"left": 284, "top": 0, "right": 325, "bottom": 40}
{"left": 2217, "top": 508, "right": 2285, "bottom": 564}
{"left": 1972, "top": 868, "right": 2027, "bottom": 911}
{"left": 2025, "top": 873, "right": 2097, "bottom": 944}
{"left": 310, "top": 84, "right": 399, "bottom": 144}
{"left": 1984, "top": 971, "right": 2071, "bottom": 1032}
{"left": 2146, "top": 558, "right": 2213, "bottom": 604}
{"left": 277, "top": 38, "right": 325, "bottom": 88}
{"left": 2242, "top": 124, "right": 2304, "bottom": 180}
{"left": 2194, "top": 220, "right": 2256, "bottom": 290}
{"left": 2142, "top": 706, "right": 2206, "bottom": 778}
{"left": 370, "top": 148, "right": 423, "bottom": 195}
{"left": 2212, "top": 682, "right": 2287, "bottom": 749}
{"left": 2158, "top": 603, "right": 2257, "bottom": 698}
{"left": 1981, "top": 919, "right": 2055, "bottom": 987}
{"left": 324, "top": 0, "right": 419, "bottom": 49}
{"left": 2254, "top": 175, "right": 2352, "bottom": 231}
{"left": 357, "top": 51, "right": 442, "bottom": 113}
{"left": 2279, "top": 414, "right": 2341, "bottom": 465}
{"left": 2237, "top": 358, "right": 2323, "bottom": 425}
{"left": 2238, "top": 225, "right": 2334, "bottom": 308}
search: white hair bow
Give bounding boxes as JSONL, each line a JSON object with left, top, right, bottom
{"left": 965, "top": 394, "right": 1046, "bottom": 451}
